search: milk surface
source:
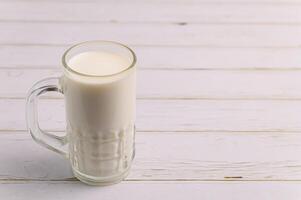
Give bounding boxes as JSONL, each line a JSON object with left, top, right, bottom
{"left": 68, "top": 51, "right": 129, "bottom": 76}
{"left": 63, "top": 51, "right": 136, "bottom": 179}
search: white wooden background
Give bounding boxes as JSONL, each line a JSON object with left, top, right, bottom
{"left": 1, "top": 0, "right": 301, "bottom": 199}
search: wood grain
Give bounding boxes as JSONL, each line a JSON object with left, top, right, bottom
{"left": 2, "top": 45, "right": 301, "bottom": 70}
{"left": 2, "top": 0, "right": 301, "bottom": 4}
{"left": 1, "top": 2, "right": 301, "bottom": 24}
{"left": 1, "top": 0, "right": 301, "bottom": 194}
{"left": 1, "top": 132, "right": 301, "bottom": 181}
{"left": 2, "top": 69, "right": 301, "bottom": 99}
{"left": 1, "top": 181, "right": 301, "bottom": 200}
{"left": 3, "top": 99, "right": 301, "bottom": 131}
{"left": 1, "top": 22, "right": 301, "bottom": 47}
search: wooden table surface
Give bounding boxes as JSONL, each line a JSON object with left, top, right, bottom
{"left": 2, "top": 0, "right": 301, "bottom": 199}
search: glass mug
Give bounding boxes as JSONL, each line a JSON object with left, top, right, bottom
{"left": 26, "top": 41, "right": 136, "bottom": 185}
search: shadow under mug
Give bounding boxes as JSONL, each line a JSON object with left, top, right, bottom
{"left": 26, "top": 41, "right": 137, "bottom": 185}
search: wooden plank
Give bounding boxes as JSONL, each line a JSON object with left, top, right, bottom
{"left": 1, "top": 181, "right": 301, "bottom": 200}
{"left": 2, "top": 69, "right": 301, "bottom": 99}
{"left": 2, "top": 45, "right": 301, "bottom": 70}
{"left": 3, "top": 99, "right": 301, "bottom": 131}
{"left": 2, "top": 0, "right": 301, "bottom": 4}
{"left": 1, "top": 22, "right": 301, "bottom": 47}
{"left": 1, "top": 2, "right": 301, "bottom": 23}
{"left": 0, "top": 132, "right": 301, "bottom": 181}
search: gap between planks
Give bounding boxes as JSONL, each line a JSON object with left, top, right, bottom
{"left": 2, "top": 0, "right": 301, "bottom": 5}
{"left": 2, "top": 43, "right": 301, "bottom": 49}
{"left": 2, "top": 179, "right": 301, "bottom": 183}
{"left": 3, "top": 43, "right": 301, "bottom": 48}
{"left": 3, "top": 129, "right": 301, "bottom": 133}
{"left": 2, "top": 20, "right": 301, "bottom": 26}
{"left": 2, "top": 66, "right": 301, "bottom": 71}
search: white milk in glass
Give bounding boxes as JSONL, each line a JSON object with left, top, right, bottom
{"left": 62, "top": 51, "right": 136, "bottom": 179}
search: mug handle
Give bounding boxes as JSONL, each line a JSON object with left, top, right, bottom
{"left": 26, "top": 77, "right": 68, "bottom": 157}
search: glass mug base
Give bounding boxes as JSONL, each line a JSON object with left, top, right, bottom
{"left": 72, "top": 166, "right": 131, "bottom": 186}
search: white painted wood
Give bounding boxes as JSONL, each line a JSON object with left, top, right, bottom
{"left": 1, "top": 181, "right": 301, "bottom": 200}
{"left": 3, "top": 99, "right": 301, "bottom": 131}
{"left": 1, "top": 132, "right": 301, "bottom": 181}
{"left": 2, "top": 69, "right": 301, "bottom": 99}
{"left": 2, "top": 0, "right": 301, "bottom": 4}
{"left": 1, "top": 22, "right": 301, "bottom": 47}
{"left": 2, "top": 45, "right": 301, "bottom": 70}
{"left": 0, "top": 133, "right": 72, "bottom": 180}
{"left": 1, "top": 2, "right": 301, "bottom": 23}
{"left": 1, "top": 0, "right": 301, "bottom": 195}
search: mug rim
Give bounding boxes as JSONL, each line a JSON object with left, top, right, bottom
{"left": 62, "top": 40, "right": 137, "bottom": 78}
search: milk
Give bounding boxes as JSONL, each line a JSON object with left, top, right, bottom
{"left": 68, "top": 51, "right": 129, "bottom": 76}
{"left": 62, "top": 51, "right": 136, "bottom": 180}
